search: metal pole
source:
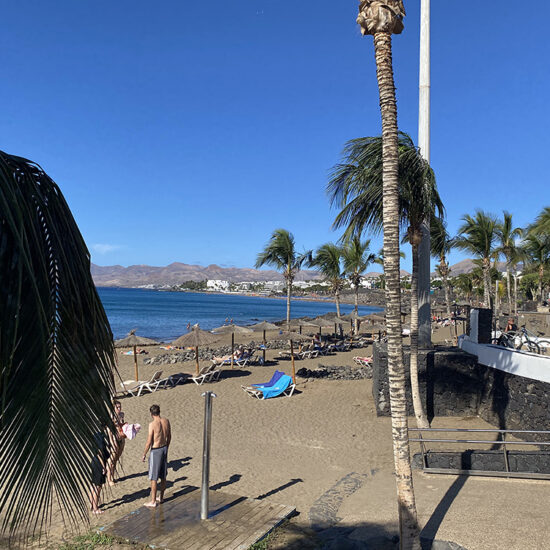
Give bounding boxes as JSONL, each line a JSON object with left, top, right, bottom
{"left": 201, "top": 391, "right": 216, "bottom": 520}
{"left": 418, "top": 0, "right": 432, "bottom": 349}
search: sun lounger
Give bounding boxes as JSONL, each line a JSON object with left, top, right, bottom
{"left": 251, "top": 370, "right": 285, "bottom": 389}
{"left": 241, "top": 373, "right": 295, "bottom": 400}
{"left": 353, "top": 356, "right": 373, "bottom": 367}
{"left": 191, "top": 363, "right": 221, "bottom": 385}
{"left": 159, "top": 372, "right": 188, "bottom": 387}
{"left": 120, "top": 370, "right": 164, "bottom": 397}
{"left": 298, "top": 349, "right": 319, "bottom": 360}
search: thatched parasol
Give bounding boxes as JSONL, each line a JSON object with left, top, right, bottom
{"left": 172, "top": 325, "right": 220, "bottom": 375}
{"left": 115, "top": 329, "right": 159, "bottom": 381}
{"left": 290, "top": 318, "right": 318, "bottom": 335}
{"left": 249, "top": 321, "right": 280, "bottom": 363}
{"left": 310, "top": 316, "right": 334, "bottom": 337}
{"left": 277, "top": 330, "right": 310, "bottom": 384}
{"left": 211, "top": 323, "right": 253, "bottom": 368}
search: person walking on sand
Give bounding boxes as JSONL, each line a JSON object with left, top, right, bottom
{"left": 142, "top": 404, "right": 171, "bottom": 508}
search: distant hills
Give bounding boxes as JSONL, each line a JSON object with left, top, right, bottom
{"left": 91, "top": 259, "right": 482, "bottom": 289}
{"left": 91, "top": 262, "right": 322, "bottom": 288}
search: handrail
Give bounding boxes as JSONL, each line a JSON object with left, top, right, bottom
{"left": 409, "top": 427, "right": 550, "bottom": 480}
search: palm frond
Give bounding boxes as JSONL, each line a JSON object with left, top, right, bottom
{"left": 0, "top": 151, "right": 116, "bottom": 538}
{"left": 327, "top": 132, "right": 443, "bottom": 240}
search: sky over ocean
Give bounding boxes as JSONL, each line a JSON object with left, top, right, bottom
{"left": 2, "top": 2, "right": 548, "bottom": 272}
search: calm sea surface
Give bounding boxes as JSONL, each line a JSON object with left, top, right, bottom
{"left": 97, "top": 287, "right": 383, "bottom": 341}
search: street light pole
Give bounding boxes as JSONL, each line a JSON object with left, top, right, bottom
{"left": 418, "top": 0, "right": 432, "bottom": 348}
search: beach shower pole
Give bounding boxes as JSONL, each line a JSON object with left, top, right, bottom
{"left": 201, "top": 391, "right": 216, "bottom": 520}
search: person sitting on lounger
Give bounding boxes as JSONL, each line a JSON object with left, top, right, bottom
{"left": 312, "top": 334, "right": 325, "bottom": 350}
{"left": 213, "top": 346, "right": 244, "bottom": 364}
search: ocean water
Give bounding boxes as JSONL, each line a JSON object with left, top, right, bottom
{"left": 97, "top": 287, "right": 383, "bottom": 341}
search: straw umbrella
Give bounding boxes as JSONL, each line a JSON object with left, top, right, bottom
{"left": 310, "top": 317, "right": 334, "bottom": 338}
{"left": 172, "top": 325, "right": 220, "bottom": 375}
{"left": 277, "top": 330, "right": 311, "bottom": 385}
{"left": 291, "top": 319, "right": 318, "bottom": 335}
{"left": 114, "top": 329, "right": 159, "bottom": 381}
{"left": 211, "top": 323, "right": 253, "bottom": 368}
{"left": 249, "top": 321, "right": 279, "bottom": 364}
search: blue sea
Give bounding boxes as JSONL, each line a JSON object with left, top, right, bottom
{"left": 97, "top": 287, "right": 383, "bottom": 341}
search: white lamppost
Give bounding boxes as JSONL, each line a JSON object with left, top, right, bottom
{"left": 417, "top": 0, "right": 432, "bottom": 348}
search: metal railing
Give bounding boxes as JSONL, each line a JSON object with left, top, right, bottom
{"left": 409, "top": 427, "right": 550, "bottom": 480}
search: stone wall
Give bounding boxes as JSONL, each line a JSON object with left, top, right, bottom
{"left": 372, "top": 343, "right": 550, "bottom": 439}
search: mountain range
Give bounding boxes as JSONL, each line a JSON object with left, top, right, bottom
{"left": 91, "top": 259, "right": 482, "bottom": 288}
{"left": 91, "top": 262, "right": 322, "bottom": 288}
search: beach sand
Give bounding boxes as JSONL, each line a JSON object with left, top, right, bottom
{"left": 8, "top": 325, "right": 550, "bottom": 550}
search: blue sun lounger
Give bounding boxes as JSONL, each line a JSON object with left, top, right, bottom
{"left": 242, "top": 373, "right": 295, "bottom": 400}
{"left": 251, "top": 370, "right": 284, "bottom": 389}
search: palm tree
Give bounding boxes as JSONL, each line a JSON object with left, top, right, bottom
{"left": 0, "top": 151, "right": 116, "bottom": 537}
{"left": 530, "top": 206, "right": 550, "bottom": 235}
{"left": 495, "top": 211, "right": 523, "bottom": 314}
{"left": 355, "top": 2, "right": 420, "bottom": 547}
{"left": 311, "top": 243, "right": 346, "bottom": 317}
{"left": 521, "top": 233, "right": 550, "bottom": 306}
{"left": 255, "top": 229, "right": 311, "bottom": 329}
{"left": 328, "top": 131, "right": 443, "bottom": 430}
{"left": 454, "top": 210, "right": 499, "bottom": 307}
{"left": 342, "top": 236, "right": 376, "bottom": 332}
{"left": 431, "top": 217, "right": 453, "bottom": 319}
{"left": 454, "top": 273, "right": 474, "bottom": 303}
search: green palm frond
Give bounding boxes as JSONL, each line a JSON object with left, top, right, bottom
{"left": 255, "top": 228, "right": 312, "bottom": 280}
{"left": 0, "top": 151, "right": 116, "bottom": 537}
{"left": 454, "top": 210, "right": 498, "bottom": 261}
{"left": 529, "top": 206, "right": 550, "bottom": 235}
{"left": 327, "top": 132, "right": 443, "bottom": 241}
{"left": 341, "top": 236, "right": 375, "bottom": 287}
{"left": 311, "top": 243, "right": 344, "bottom": 292}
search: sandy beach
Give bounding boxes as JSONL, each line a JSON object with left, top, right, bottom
{"left": 9, "top": 324, "right": 550, "bottom": 550}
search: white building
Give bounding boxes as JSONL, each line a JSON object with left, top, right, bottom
{"left": 207, "top": 279, "right": 230, "bottom": 292}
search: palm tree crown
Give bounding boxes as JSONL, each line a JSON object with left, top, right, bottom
{"left": 454, "top": 210, "right": 499, "bottom": 306}
{"left": 342, "top": 236, "right": 376, "bottom": 291}
{"left": 328, "top": 132, "right": 443, "bottom": 241}
{"left": 311, "top": 243, "right": 345, "bottom": 316}
{"left": 255, "top": 229, "right": 311, "bottom": 327}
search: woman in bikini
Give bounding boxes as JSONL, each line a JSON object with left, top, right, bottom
{"left": 107, "top": 400, "right": 126, "bottom": 486}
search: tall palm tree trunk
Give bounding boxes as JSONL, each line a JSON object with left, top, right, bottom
{"left": 354, "top": 284, "right": 360, "bottom": 334}
{"left": 374, "top": 30, "right": 420, "bottom": 549}
{"left": 506, "top": 263, "right": 512, "bottom": 314}
{"left": 286, "top": 275, "right": 292, "bottom": 330}
{"left": 482, "top": 259, "right": 491, "bottom": 307}
{"left": 335, "top": 288, "right": 341, "bottom": 317}
{"left": 539, "top": 265, "right": 544, "bottom": 306}
{"left": 410, "top": 240, "right": 429, "bottom": 428}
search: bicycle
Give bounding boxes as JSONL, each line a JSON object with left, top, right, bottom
{"left": 516, "top": 325, "right": 550, "bottom": 355}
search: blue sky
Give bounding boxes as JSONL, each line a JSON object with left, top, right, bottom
{"left": 2, "top": 1, "right": 549, "bottom": 273}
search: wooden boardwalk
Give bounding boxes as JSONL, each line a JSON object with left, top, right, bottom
{"left": 100, "top": 485, "right": 295, "bottom": 550}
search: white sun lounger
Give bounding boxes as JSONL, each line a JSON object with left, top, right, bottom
{"left": 191, "top": 363, "right": 222, "bottom": 385}
{"left": 119, "top": 370, "right": 164, "bottom": 397}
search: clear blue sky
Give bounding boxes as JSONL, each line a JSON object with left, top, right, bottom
{"left": 2, "top": 1, "right": 549, "bottom": 272}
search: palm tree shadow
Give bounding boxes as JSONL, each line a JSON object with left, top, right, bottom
{"left": 420, "top": 474, "right": 468, "bottom": 544}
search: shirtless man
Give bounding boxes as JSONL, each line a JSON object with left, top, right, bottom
{"left": 142, "top": 404, "right": 171, "bottom": 507}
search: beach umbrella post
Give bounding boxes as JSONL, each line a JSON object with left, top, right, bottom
{"left": 115, "top": 329, "right": 159, "bottom": 381}
{"left": 172, "top": 325, "right": 220, "bottom": 376}
{"left": 249, "top": 321, "right": 279, "bottom": 365}
{"left": 212, "top": 323, "right": 253, "bottom": 369}
{"left": 278, "top": 331, "right": 309, "bottom": 385}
